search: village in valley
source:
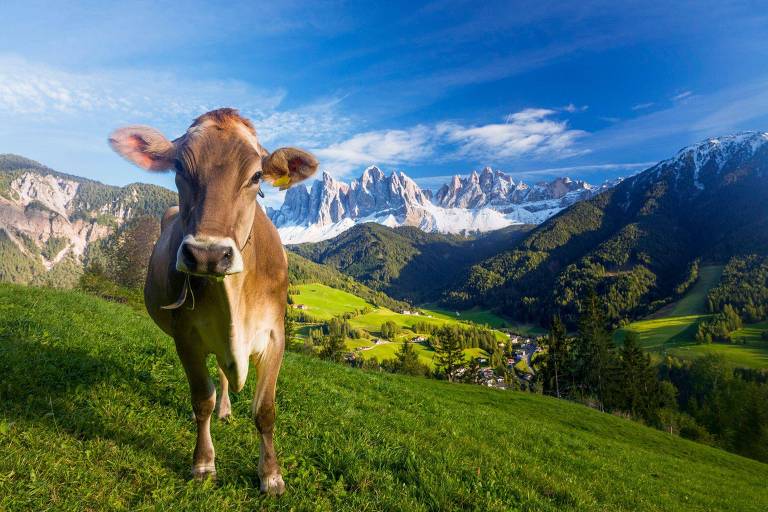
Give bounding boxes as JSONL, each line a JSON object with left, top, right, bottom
{"left": 289, "top": 284, "right": 544, "bottom": 390}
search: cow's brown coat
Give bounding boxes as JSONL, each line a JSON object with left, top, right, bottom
{"left": 108, "top": 108, "right": 318, "bottom": 495}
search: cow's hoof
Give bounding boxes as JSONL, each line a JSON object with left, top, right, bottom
{"left": 218, "top": 412, "right": 232, "bottom": 423}
{"left": 260, "top": 473, "right": 285, "bottom": 496}
{"left": 192, "top": 465, "right": 217, "bottom": 482}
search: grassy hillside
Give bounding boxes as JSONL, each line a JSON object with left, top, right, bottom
{"left": 1, "top": 284, "right": 767, "bottom": 511}
{"left": 287, "top": 252, "right": 408, "bottom": 311}
{"left": 290, "top": 282, "right": 506, "bottom": 367}
{"left": 615, "top": 266, "right": 768, "bottom": 368}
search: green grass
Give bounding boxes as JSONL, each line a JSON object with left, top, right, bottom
{"left": 291, "top": 283, "right": 370, "bottom": 320}
{"left": 351, "top": 340, "right": 486, "bottom": 369}
{"left": 663, "top": 265, "right": 724, "bottom": 317}
{"left": 1, "top": 284, "right": 767, "bottom": 511}
{"left": 614, "top": 265, "right": 768, "bottom": 369}
{"left": 420, "top": 304, "right": 510, "bottom": 329}
{"left": 349, "top": 307, "right": 508, "bottom": 342}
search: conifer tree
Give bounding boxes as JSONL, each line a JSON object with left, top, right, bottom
{"left": 574, "top": 288, "right": 616, "bottom": 408}
{"left": 388, "top": 341, "right": 429, "bottom": 376}
{"left": 319, "top": 333, "right": 345, "bottom": 362}
{"left": 541, "top": 314, "right": 570, "bottom": 398}
{"left": 433, "top": 333, "right": 466, "bottom": 382}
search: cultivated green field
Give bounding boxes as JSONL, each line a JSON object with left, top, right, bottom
{"left": 291, "top": 283, "right": 370, "bottom": 320}
{"left": 292, "top": 283, "right": 508, "bottom": 342}
{"left": 420, "top": 304, "right": 510, "bottom": 328}
{"left": 355, "top": 341, "right": 487, "bottom": 368}
{"left": 614, "top": 265, "right": 768, "bottom": 369}
{"left": 1, "top": 284, "right": 767, "bottom": 511}
{"left": 348, "top": 308, "right": 508, "bottom": 342}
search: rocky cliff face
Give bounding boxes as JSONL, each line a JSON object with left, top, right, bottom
{"left": 433, "top": 167, "right": 606, "bottom": 210}
{"left": 0, "top": 154, "right": 176, "bottom": 282}
{"left": 269, "top": 165, "right": 616, "bottom": 243}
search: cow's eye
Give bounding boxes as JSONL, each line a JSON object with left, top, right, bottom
{"left": 251, "top": 171, "right": 263, "bottom": 184}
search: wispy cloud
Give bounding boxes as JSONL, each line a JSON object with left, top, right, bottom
{"left": 0, "top": 55, "right": 356, "bottom": 155}
{"left": 672, "top": 90, "right": 693, "bottom": 101}
{"left": 563, "top": 103, "right": 589, "bottom": 113}
{"left": 631, "top": 102, "right": 655, "bottom": 111}
{"left": 438, "top": 109, "right": 588, "bottom": 160}
{"left": 313, "top": 108, "right": 588, "bottom": 177}
{"left": 0, "top": 56, "right": 285, "bottom": 123}
{"left": 314, "top": 126, "right": 434, "bottom": 175}
{"left": 586, "top": 77, "right": 768, "bottom": 157}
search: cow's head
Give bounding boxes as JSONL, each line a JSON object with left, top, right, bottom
{"left": 109, "top": 108, "right": 318, "bottom": 276}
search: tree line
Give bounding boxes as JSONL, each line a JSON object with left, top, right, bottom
{"left": 537, "top": 288, "right": 768, "bottom": 463}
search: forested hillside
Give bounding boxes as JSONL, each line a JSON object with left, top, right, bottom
{"left": 290, "top": 223, "right": 532, "bottom": 303}
{"left": 445, "top": 133, "right": 768, "bottom": 326}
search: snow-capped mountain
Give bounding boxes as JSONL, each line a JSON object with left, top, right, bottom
{"left": 434, "top": 167, "right": 611, "bottom": 212}
{"left": 634, "top": 131, "right": 768, "bottom": 193}
{"left": 269, "top": 165, "right": 615, "bottom": 243}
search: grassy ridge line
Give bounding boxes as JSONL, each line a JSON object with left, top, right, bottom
{"left": 1, "top": 284, "right": 767, "bottom": 511}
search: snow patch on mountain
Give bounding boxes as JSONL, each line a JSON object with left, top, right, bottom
{"left": 647, "top": 131, "right": 768, "bottom": 192}
{"left": 270, "top": 165, "right": 616, "bottom": 244}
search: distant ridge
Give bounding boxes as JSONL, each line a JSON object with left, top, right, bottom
{"left": 269, "top": 165, "right": 615, "bottom": 243}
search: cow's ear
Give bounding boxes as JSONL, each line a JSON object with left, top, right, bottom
{"left": 108, "top": 126, "right": 176, "bottom": 172}
{"left": 261, "top": 147, "right": 319, "bottom": 190}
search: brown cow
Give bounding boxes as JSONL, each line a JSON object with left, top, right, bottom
{"left": 108, "top": 108, "right": 318, "bottom": 495}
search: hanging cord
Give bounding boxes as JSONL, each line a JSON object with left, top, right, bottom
{"left": 161, "top": 273, "right": 195, "bottom": 310}
{"left": 161, "top": 230, "right": 251, "bottom": 311}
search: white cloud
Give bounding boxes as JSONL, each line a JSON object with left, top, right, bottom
{"left": 563, "top": 103, "right": 589, "bottom": 113}
{"left": 672, "top": 90, "right": 693, "bottom": 102}
{"left": 311, "top": 108, "right": 589, "bottom": 178}
{"left": 631, "top": 102, "right": 655, "bottom": 111}
{"left": 437, "top": 108, "right": 588, "bottom": 160}
{"left": 314, "top": 125, "right": 434, "bottom": 176}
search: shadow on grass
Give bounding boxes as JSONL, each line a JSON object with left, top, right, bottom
{"left": 0, "top": 334, "right": 191, "bottom": 478}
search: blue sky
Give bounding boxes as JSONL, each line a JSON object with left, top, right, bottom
{"left": 1, "top": 0, "right": 767, "bottom": 206}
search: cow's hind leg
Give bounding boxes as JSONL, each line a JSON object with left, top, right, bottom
{"left": 175, "top": 339, "right": 217, "bottom": 481}
{"left": 252, "top": 328, "right": 285, "bottom": 495}
{"left": 217, "top": 366, "right": 232, "bottom": 421}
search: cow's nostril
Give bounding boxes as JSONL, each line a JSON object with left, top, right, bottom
{"left": 181, "top": 243, "right": 196, "bottom": 266}
{"left": 222, "top": 247, "right": 233, "bottom": 262}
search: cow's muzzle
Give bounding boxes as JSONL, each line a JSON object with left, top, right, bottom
{"left": 176, "top": 235, "right": 244, "bottom": 276}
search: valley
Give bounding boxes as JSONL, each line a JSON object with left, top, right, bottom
{"left": 615, "top": 265, "right": 768, "bottom": 369}
{"left": 289, "top": 282, "right": 516, "bottom": 370}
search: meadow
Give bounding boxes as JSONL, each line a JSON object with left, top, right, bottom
{"left": 1, "top": 284, "right": 767, "bottom": 511}
{"left": 614, "top": 266, "right": 768, "bottom": 369}
{"left": 290, "top": 283, "right": 511, "bottom": 367}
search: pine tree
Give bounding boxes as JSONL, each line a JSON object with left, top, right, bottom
{"left": 574, "top": 288, "right": 616, "bottom": 408}
{"left": 284, "top": 311, "right": 296, "bottom": 345}
{"left": 319, "top": 334, "right": 345, "bottom": 362}
{"left": 541, "top": 314, "right": 570, "bottom": 398}
{"left": 389, "top": 341, "right": 429, "bottom": 376}
{"left": 614, "top": 332, "right": 660, "bottom": 420}
{"left": 110, "top": 216, "right": 160, "bottom": 289}
{"left": 433, "top": 333, "right": 465, "bottom": 382}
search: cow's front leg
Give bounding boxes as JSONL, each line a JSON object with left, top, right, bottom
{"left": 175, "top": 340, "right": 217, "bottom": 481}
{"left": 217, "top": 366, "right": 232, "bottom": 421}
{"left": 252, "top": 329, "right": 285, "bottom": 495}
